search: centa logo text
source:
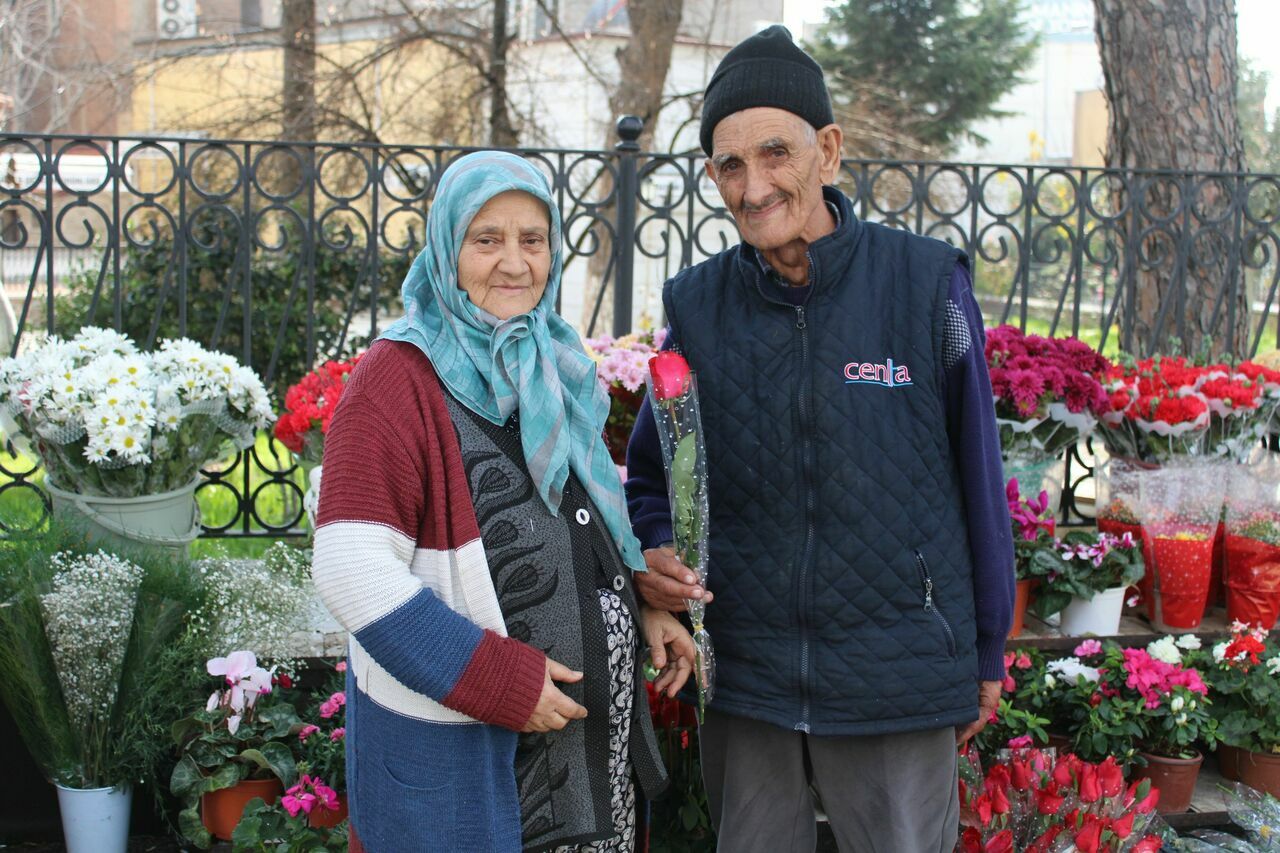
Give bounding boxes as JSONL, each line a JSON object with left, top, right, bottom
{"left": 843, "top": 358, "right": 913, "bottom": 388}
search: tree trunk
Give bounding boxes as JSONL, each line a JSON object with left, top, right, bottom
{"left": 281, "top": 0, "right": 316, "bottom": 191}
{"left": 489, "top": 0, "right": 518, "bottom": 147}
{"left": 581, "top": 0, "right": 684, "bottom": 334}
{"left": 1092, "top": 0, "right": 1248, "bottom": 357}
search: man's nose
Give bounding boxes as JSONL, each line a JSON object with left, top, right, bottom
{"left": 742, "top": 162, "right": 776, "bottom": 208}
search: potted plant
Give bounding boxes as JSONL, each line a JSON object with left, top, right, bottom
{"left": 273, "top": 355, "right": 362, "bottom": 528}
{"left": 1043, "top": 530, "right": 1145, "bottom": 636}
{"left": 1007, "top": 478, "right": 1069, "bottom": 637}
{"left": 0, "top": 521, "right": 209, "bottom": 853}
{"left": 973, "top": 648, "right": 1059, "bottom": 758}
{"left": 1223, "top": 464, "right": 1280, "bottom": 629}
{"left": 1191, "top": 624, "right": 1280, "bottom": 797}
{"left": 296, "top": 662, "right": 348, "bottom": 828}
{"left": 985, "top": 325, "right": 1110, "bottom": 501}
{"left": 170, "top": 650, "right": 302, "bottom": 847}
{"left": 230, "top": 777, "right": 349, "bottom": 852}
{"left": 0, "top": 327, "right": 273, "bottom": 553}
{"left": 1135, "top": 462, "right": 1227, "bottom": 631}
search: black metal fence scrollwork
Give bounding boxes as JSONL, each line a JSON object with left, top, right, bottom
{"left": 2, "top": 118, "right": 1278, "bottom": 534}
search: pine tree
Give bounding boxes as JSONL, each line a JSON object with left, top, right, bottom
{"left": 807, "top": 0, "right": 1037, "bottom": 158}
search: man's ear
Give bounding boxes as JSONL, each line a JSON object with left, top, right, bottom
{"left": 816, "top": 123, "right": 843, "bottom": 184}
{"left": 704, "top": 157, "right": 717, "bottom": 184}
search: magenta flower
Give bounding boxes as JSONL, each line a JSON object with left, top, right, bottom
{"left": 298, "top": 724, "right": 320, "bottom": 742}
{"left": 1007, "top": 734, "right": 1034, "bottom": 749}
{"left": 1074, "top": 639, "right": 1102, "bottom": 657}
{"left": 330, "top": 727, "right": 346, "bottom": 741}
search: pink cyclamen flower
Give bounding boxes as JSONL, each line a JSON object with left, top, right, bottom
{"left": 330, "top": 727, "right": 346, "bottom": 741}
{"left": 335, "top": 661, "right": 348, "bottom": 673}
{"left": 298, "top": 724, "right": 320, "bottom": 742}
{"left": 1075, "top": 640, "right": 1103, "bottom": 657}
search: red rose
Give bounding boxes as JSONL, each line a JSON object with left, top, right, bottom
{"left": 975, "top": 793, "right": 993, "bottom": 825}
{"left": 648, "top": 352, "right": 692, "bottom": 401}
{"left": 1009, "top": 756, "right": 1034, "bottom": 791}
{"left": 960, "top": 828, "right": 983, "bottom": 853}
{"left": 984, "top": 829, "right": 1013, "bottom": 853}
{"left": 1036, "top": 782, "right": 1066, "bottom": 815}
{"left": 1077, "top": 764, "right": 1100, "bottom": 804}
{"left": 1074, "top": 815, "right": 1103, "bottom": 853}
{"left": 1133, "top": 836, "right": 1163, "bottom": 853}
{"left": 1097, "top": 756, "right": 1124, "bottom": 798}
{"left": 1111, "top": 809, "right": 1136, "bottom": 839}
{"left": 1129, "top": 779, "right": 1159, "bottom": 814}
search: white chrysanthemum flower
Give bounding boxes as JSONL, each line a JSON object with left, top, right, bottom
{"left": 1147, "top": 636, "right": 1182, "bottom": 665}
{"left": 1175, "top": 634, "right": 1202, "bottom": 650}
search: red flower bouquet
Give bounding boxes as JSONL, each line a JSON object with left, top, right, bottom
{"left": 274, "top": 355, "right": 364, "bottom": 462}
{"left": 1223, "top": 464, "right": 1280, "bottom": 629}
{"left": 958, "top": 746, "right": 1165, "bottom": 852}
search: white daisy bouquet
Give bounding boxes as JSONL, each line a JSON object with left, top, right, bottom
{"left": 0, "top": 327, "right": 274, "bottom": 496}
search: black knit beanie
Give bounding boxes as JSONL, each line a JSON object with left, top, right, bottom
{"left": 700, "top": 24, "right": 834, "bottom": 156}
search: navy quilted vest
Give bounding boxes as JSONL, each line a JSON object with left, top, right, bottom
{"left": 664, "top": 188, "right": 979, "bottom": 736}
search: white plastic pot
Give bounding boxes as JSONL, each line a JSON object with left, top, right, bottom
{"left": 55, "top": 783, "right": 131, "bottom": 853}
{"left": 1059, "top": 585, "right": 1127, "bottom": 637}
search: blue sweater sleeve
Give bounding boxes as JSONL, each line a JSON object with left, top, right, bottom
{"left": 625, "top": 328, "right": 677, "bottom": 552}
{"left": 942, "top": 262, "right": 1015, "bottom": 682}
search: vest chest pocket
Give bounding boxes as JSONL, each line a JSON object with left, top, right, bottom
{"left": 914, "top": 549, "right": 958, "bottom": 658}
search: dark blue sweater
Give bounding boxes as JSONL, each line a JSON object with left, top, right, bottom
{"left": 625, "top": 262, "right": 1014, "bottom": 682}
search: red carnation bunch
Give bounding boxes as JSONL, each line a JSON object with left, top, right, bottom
{"left": 274, "top": 355, "right": 364, "bottom": 459}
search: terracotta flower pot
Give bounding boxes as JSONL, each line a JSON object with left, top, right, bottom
{"left": 1237, "top": 748, "right": 1280, "bottom": 798}
{"left": 309, "top": 792, "right": 349, "bottom": 828}
{"left": 202, "top": 777, "right": 283, "bottom": 841}
{"left": 1129, "top": 750, "right": 1203, "bottom": 814}
{"left": 1009, "top": 579, "right": 1034, "bottom": 638}
{"left": 1217, "top": 742, "right": 1243, "bottom": 782}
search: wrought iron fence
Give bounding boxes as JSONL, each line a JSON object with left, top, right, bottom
{"left": 2, "top": 118, "right": 1279, "bottom": 534}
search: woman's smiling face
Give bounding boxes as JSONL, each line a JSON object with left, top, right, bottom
{"left": 456, "top": 190, "right": 552, "bottom": 320}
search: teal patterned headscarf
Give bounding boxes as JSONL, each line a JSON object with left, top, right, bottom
{"left": 380, "top": 151, "right": 645, "bottom": 574}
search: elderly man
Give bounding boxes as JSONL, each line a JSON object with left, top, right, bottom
{"left": 625, "top": 25, "right": 1015, "bottom": 853}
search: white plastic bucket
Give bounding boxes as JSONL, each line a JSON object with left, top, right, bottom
{"left": 1059, "top": 585, "right": 1127, "bottom": 636}
{"left": 55, "top": 783, "right": 131, "bottom": 853}
{"left": 46, "top": 478, "right": 201, "bottom": 556}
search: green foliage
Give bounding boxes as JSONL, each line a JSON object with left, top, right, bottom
{"left": 52, "top": 210, "right": 408, "bottom": 401}
{"left": 0, "top": 515, "right": 211, "bottom": 798}
{"left": 808, "top": 0, "right": 1038, "bottom": 156}
{"left": 1191, "top": 637, "right": 1280, "bottom": 754}
{"left": 231, "top": 796, "right": 348, "bottom": 852}
{"left": 972, "top": 698, "right": 1050, "bottom": 758}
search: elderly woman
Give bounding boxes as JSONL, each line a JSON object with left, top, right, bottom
{"left": 312, "top": 151, "right": 693, "bottom": 853}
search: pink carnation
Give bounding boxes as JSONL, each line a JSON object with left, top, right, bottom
{"left": 330, "top": 727, "right": 346, "bottom": 741}
{"left": 298, "top": 724, "right": 320, "bottom": 742}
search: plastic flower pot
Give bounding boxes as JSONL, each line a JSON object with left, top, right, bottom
{"left": 309, "top": 792, "right": 349, "bottom": 828}
{"left": 202, "top": 777, "right": 283, "bottom": 841}
{"left": 1129, "top": 750, "right": 1203, "bottom": 814}
{"left": 1059, "top": 585, "right": 1127, "bottom": 636}
{"left": 46, "top": 477, "right": 202, "bottom": 557}
{"left": 1217, "top": 742, "right": 1243, "bottom": 782}
{"left": 55, "top": 784, "right": 131, "bottom": 853}
{"left": 1136, "top": 465, "right": 1225, "bottom": 631}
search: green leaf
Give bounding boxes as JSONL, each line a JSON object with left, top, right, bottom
{"left": 671, "top": 433, "right": 698, "bottom": 499}
{"left": 259, "top": 740, "right": 298, "bottom": 786}
{"left": 230, "top": 814, "right": 263, "bottom": 848}
{"left": 200, "top": 761, "right": 244, "bottom": 794}
{"left": 178, "top": 804, "right": 213, "bottom": 849}
{"left": 170, "top": 755, "right": 205, "bottom": 797}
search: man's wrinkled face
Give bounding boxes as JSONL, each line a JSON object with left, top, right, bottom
{"left": 705, "top": 107, "right": 836, "bottom": 251}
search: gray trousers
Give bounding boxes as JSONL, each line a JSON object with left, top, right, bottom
{"left": 699, "top": 709, "right": 959, "bottom": 853}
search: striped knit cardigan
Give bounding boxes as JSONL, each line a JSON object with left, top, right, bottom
{"left": 313, "top": 340, "right": 551, "bottom": 852}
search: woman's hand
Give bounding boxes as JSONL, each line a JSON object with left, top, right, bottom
{"left": 522, "top": 657, "right": 589, "bottom": 733}
{"left": 642, "top": 606, "right": 696, "bottom": 698}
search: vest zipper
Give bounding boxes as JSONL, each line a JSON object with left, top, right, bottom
{"left": 794, "top": 301, "right": 815, "bottom": 733}
{"left": 915, "top": 549, "right": 957, "bottom": 657}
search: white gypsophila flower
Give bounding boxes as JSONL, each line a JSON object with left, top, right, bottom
{"left": 1175, "top": 634, "right": 1202, "bottom": 651}
{"left": 41, "top": 551, "right": 144, "bottom": 732}
{"left": 1047, "top": 658, "right": 1101, "bottom": 683}
{"left": 1147, "top": 636, "right": 1182, "bottom": 665}
{"left": 190, "top": 543, "right": 317, "bottom": 659}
